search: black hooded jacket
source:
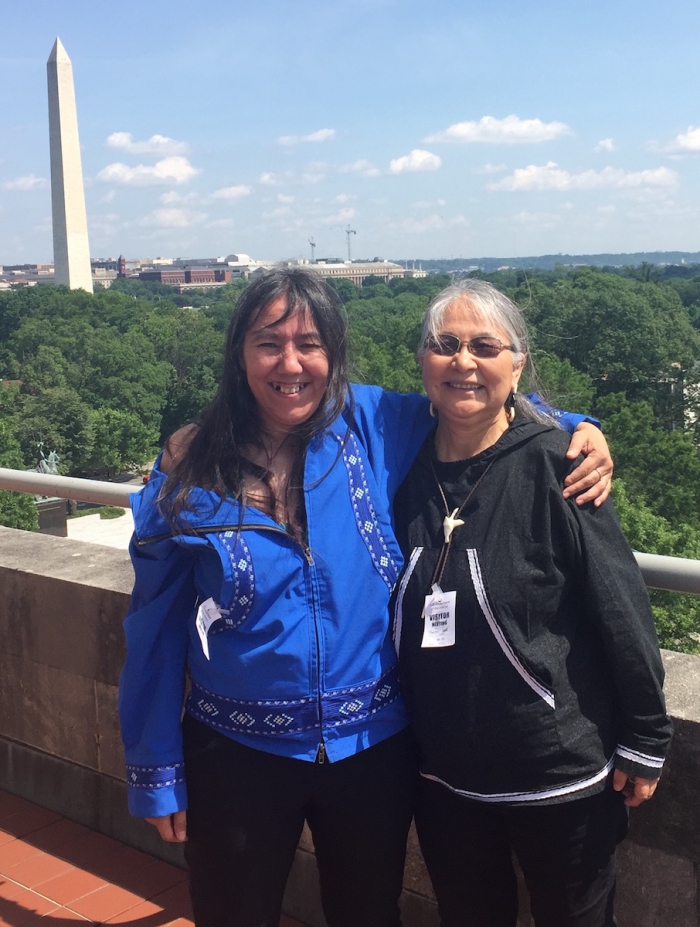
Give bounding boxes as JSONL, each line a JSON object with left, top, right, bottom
{"left": 392, "top": 418, "right": 672, "bottom": 805}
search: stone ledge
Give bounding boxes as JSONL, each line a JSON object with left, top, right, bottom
{"left": 0, "top": 525, "right": 133, "bottom": 592}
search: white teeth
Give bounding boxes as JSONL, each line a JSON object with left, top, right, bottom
{"left": 274, "top": 384, "right": 305, "bottom": 394}
{"left": 448, "top": 382, "right": 481, "bottom": 390}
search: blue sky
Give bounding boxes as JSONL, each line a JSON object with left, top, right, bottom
{"left": 2, "top": 0, "right": 700, "bottom": 263}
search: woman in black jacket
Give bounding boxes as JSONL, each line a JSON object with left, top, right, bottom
{"left": 392, "top": 279, "right": 672, "bottom": 927}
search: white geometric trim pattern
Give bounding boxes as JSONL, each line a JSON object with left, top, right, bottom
{"left": 126, "top": 762, "right": 185, "bottom": 790}
{"left": 211, "top": 531, "right": 255, "bottom": 632}
{"left": 338, "top": 433, "right": 399, "bottom": 592}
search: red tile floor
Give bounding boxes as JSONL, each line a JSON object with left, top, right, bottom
{"left": 0, "top": 790, "right": 305, "bottom": 926}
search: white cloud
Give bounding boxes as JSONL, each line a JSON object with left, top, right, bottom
{"left": 277, "top": 128, "right": 336, "bottom": 146}
{"left": 98, "top": 156, "right": 200, "bottom": 186}
{"left": 259, "top": 172, "right": 279, "bottom": 186}
{"left": 665, "top": 126, "right": 700, "bottom": 153}
{"left": 278, "top": 193, "right": 295, "bottom": 203}
{"left": 477, "top": 163, "right": 508, "bottom": 175}
{"left": 106, "top": 132, "right": 188, "bottom": 155}
{"left": 160, "top": 190, "right": 199, "bottom": 204}
{"left": 322, "top": 206, "right": 356, "bottom": 224}
{"left": 489, "top": 161, "right": 678, "bottom": 192}
{"left": 339, "top": 159, "right": 381, "bottom": 177}
{"left": 140, "top": 207, "right": 207, "bottom": 228}
{"left": 594, "top": 138, "right": 616, "bottom": 153}
{"left": 259, "top": 167, "right": 325, "bottom": 186}
{"left": 401, "top": 214, "right": 466, "bottom": 234}
{"left": 263, "top": 205, "right": 293, "bottom": 219}
{"left": 3, "top": 173, "right": 48, "bottom": 191}
{"left": 211, "top": 184, "right": 253, "bottom": 201}
{"left": 300, "top": 166, "right": 326, "bottom": 184}
{"left": 389, "top": 149, "right": 441, "bottom": 174}
{"left": 425, "top": 115, "right": 572, "bottom": 144}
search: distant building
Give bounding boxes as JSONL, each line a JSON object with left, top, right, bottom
{"left": 138, "top": 268, "right": 232, "bottom": 289}
{"left": 252, "top": 259, "right": 414, "bottom": 286}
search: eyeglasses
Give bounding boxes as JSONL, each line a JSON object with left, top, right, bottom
{"left": 424, "top": 334, "right": 516, "bottom": 359}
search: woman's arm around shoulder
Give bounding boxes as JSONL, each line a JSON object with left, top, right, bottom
{"left": 526, "top": 394, "right": 613, "bottom": 506}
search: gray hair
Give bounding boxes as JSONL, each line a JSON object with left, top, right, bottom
{"left": 419, "top": 278, "right": 557, "bottom": 426}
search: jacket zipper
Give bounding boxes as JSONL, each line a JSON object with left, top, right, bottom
{"left": 302, "top": 518, "right": 326, "bottom": 763}
{"left": 138, "top": 522, "right": 301, "bottom": 547}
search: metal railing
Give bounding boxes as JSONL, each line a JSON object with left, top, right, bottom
{"left": 1, "top": 467, "right": 699, "bottom": 595}
{"left": 0, "top": 467, "right": 138, "bottom": 507}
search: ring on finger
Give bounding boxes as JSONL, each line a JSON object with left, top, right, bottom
{"left": 593, "top": 467, "right": 602, "bottom": 481}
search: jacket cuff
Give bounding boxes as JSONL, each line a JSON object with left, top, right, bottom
{"left": 615, "top": 745, "right": 665, "bottom": 781}
{"left": 126, "top": 762, "right": 188, "bottom": 817}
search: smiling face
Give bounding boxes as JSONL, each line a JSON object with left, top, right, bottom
{"left": 420, "top": 299, "right": 524, "bottom": 448}
{"left": 241, "top": 296, "right": 330, "bottom": 437}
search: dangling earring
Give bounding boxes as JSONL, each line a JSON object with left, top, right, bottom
{"left": 507, "top": 389, "right": 517, "bottom": 423}
{"left": 429, "top": 402, "right": 437, "bottom": 418}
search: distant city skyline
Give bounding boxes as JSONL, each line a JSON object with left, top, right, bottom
{"left": 2, "top": 0, "right": 700, "bottom": 264}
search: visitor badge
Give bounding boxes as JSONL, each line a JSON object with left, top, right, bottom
{"left": 195, "top": 597, "right": 222, "bottom": 660}
{"left": 421, "top": 586, "right": 456, "bottom": 648}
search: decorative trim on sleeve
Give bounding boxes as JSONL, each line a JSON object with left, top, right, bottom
{"left": 615, "top": 745, "right": 665, "bottom": 769}
{"left": 126, "top": 762, "right": 185, "bottom": 790}
{"left": 338, "top": 433, "right": 400, "bottom": 592}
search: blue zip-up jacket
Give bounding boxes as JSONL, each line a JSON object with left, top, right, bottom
{"left": 119, "top": 385, "right": 595, "bottom": 817}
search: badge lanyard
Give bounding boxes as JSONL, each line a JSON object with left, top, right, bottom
{"left": 428, "top": 458, "right": 494, "bottom": 590}
{"left": 421, "top": 458, "right": 494, "bottom": 648}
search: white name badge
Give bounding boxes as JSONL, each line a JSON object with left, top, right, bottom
{"left": 421, "top": 588, "right": 456, "bottom": 648}
{"left": 195, "top": 597, "right": 222, "bottom": 660}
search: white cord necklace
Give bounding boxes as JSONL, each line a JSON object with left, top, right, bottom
{"left": 428, "top": 457, "right": 494, "bottom": 589}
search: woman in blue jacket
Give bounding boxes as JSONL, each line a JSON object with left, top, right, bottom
{"left": 118, "top": 267, "right": 611, "bottom": 927}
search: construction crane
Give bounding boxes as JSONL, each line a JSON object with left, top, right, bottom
{"left": 308, "top": 237, "right": 316, "bottom": 262}
{"left": 345, "top": 225, "right": 356, "bottom": 262}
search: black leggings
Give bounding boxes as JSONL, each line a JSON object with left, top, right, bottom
{"left": 415, "top": 777, "right": 629, "bottom": 927}
{"left": 182, "top": 715, "right": 418, "bottom": 927}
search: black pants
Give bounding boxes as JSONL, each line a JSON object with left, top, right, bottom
{"left": 182, "top": 715, "right": 418, "bottom": 927}
{"left": 415, "top": 777, "right": 629, "bottom": 927}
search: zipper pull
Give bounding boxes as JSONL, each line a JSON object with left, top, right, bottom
{"left": 316, "top": 742, "right": 326, "bottom": 764}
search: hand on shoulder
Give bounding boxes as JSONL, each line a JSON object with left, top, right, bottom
{"left": 161, "top": 424, "right": 198, "bottom": 475}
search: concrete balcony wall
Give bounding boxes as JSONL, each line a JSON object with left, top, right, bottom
{"left": 0, "top": 525, "right": 698, "bottom": 927}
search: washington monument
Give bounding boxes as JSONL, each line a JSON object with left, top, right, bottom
{"left": 47, "top": 38, "right": 93, "bottom": 292}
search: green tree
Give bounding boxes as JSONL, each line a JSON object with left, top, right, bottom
{"left": 13, "top": 387, "right": 95, "bottom": 473}
{"left": 514, "top": 269, "right": 699, "bottom": 420}
{"left": 595, "top": 393, "right": 700, "bottom": 529}
{"left": 612, "top": 479, "right": 700, "bottom": 653}
{"left": 0, "top": 419, "right": 39, "bottom": 531}
{"left": 88, "top": 408, "right": 158, "bottom": 475}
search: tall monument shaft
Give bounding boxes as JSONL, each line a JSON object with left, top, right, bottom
{"left": 47, "top": 38, "right": 93, "bottom": 292}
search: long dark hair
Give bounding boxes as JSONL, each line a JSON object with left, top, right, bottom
{"left": 162, "top": 266, "right": 350, "bottom": 515}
